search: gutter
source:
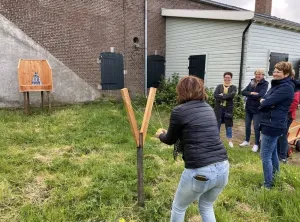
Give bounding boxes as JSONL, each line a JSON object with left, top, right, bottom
{"left": 238, "top": 20, "right": 253, "bottom": 94}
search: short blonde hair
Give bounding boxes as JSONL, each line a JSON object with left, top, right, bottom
{"left": 255, "top": 68, "right": 265, "bottom": 75}
{"left": 274, "top": 62, "right": 293, "bottom": 77}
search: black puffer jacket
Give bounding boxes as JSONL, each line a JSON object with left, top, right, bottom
{"left": 159, "top": 100, "right": 228, "bottom": 169}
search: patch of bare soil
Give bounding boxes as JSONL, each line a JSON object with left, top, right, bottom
{"left": 24, "top": 174, "right": 52, "bottom": 204}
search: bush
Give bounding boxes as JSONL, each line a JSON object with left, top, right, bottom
{"left": 155, "top": 74, "right": 245, "bottom": 119}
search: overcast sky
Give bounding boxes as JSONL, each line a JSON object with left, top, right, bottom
{"left": 215, "top": 0, "right": 300, "bottom": 23}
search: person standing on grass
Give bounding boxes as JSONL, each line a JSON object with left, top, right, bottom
{"left": 156, "top": 76, "right": 229, "bottom": 222}
{"left": 240, "top": 69, "right": 269, "bottom": 152}
{"left": 259, "top": 61, "right": 294, "bottom": 189}
{"left": 214, "top": 72, "right": 237, "bottom": 148}
{"left": 277, "top": 70, "right": 300, "bottom": 164}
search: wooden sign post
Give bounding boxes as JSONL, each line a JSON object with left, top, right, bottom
{"left": 18, "top": 59, "right": 53, "bottom": 114}
{"left": 121, "top": 87, "right": 157, "bottom": 207}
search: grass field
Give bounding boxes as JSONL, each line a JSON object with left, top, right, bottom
{"left": 0, "top": 102, "right": 300, "bottom": 222}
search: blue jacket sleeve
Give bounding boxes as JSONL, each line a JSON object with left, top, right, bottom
{"left": 241, "top": 84, "right": 251, "bottom": 96}
{"left": 251, "top": 82, "right": 269, "bottom": 98}
{"left": 259, "top": 85, "right": 294, "bottom": 108}
{"left": 159, "top": 107, "right": 181, "bottom": 145}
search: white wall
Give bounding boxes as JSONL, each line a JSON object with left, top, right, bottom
{"left": 0, "top": 14, "right": 100, "bottom": 107}
{"left": 244, "top": 23, "right": 300, "bottom": 87}
{"left": 165, "top": 17, "right": 248, "bottom": 87}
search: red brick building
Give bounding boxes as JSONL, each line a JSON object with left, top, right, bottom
{"left": 0, "top": 0, "right": 232, "bottom": 97}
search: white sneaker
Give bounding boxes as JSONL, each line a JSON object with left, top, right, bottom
{"left": 239, "top": 141, "right": 250, "bottom": 147}
{"left": 229, "top": 142, "right": 234, "bottom": 148}
{"left": 252, "top": 145, "right": 259, "bottom": 152}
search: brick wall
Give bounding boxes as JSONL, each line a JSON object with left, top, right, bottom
{"left": 0, "top": 0, "right": 225, "bottom": 96}
{"left": 255, "top": 0, "right": 272, "bottom": 15}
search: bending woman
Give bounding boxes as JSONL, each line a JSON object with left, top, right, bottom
{"left": 156, "top": 76, "right": 229, "bottom": 222}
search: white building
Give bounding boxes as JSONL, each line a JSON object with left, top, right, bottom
{"left": 162, "top": 0, "right": 300, "bottom": 92}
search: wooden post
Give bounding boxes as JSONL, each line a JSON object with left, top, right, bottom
{"left": 23, "top": 92, "right": 28, "bottom": 114}
{"left": 137, "top": 132, "right": 144, "bottom": 207}
{"left": 121, "top": 88, "right": 139, "bottom": 146}
{"left": 26, "top": 92, "right": 30, "bottom": 114}
{"left": 140, "top": 87, "right": 157, "bottom": 144}
{"left": 41, "top": 91, "right": 44, "bottom": 108}
{"left": 47, "top": 91, "right": 51, "bottom": 112}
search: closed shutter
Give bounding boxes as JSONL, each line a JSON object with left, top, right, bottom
{"left": 100, "top": 52, "right": 124, "bottom": 90}
{"left": 147, "top": 55, "right": 165, "bottom": 88}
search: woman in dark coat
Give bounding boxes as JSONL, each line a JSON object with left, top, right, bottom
{"left": 259, "top": 61, "right": 294, "bottom": 189}
{"left": 214, "top": 72, "right": 237, "bottom": 148}
{"left": 156, "top": 76, "right": 229, "bottom": 222}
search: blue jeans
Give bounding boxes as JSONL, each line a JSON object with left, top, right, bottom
{"left": 277, "top": 117, "right": 293, "bottom": 160}
{"left": 170, "top": 160, "right": 229, "bottom": 222}
{"left": 218, "top": 122, "right": 232, "bottom": 139}
{"left": 261, "top": 134, "right": 280, "bottom": 188}
{"left": 245, "top": 111, "right": 261, "bottom": 145}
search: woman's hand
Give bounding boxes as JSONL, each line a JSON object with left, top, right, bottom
{"left": 155, "top": 128, "right": 167, "bottom": 138}
{"left": 260, "top": 99, "right": 265, "bottom": 103}
{"left": 251, "top": 92, "right": 259, "bottom": 95}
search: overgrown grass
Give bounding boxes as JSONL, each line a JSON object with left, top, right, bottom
{"left": 0, "top": 102, "right": 300, "bottom": 221}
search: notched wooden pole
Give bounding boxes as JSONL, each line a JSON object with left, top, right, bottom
{"left": 121, "top": 88, "right": 139, "bottom": 146}
{"left": 140, "top": 87, "right": 157, "bottom": 145}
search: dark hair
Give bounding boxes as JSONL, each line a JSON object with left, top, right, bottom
{"left": 176, "top": 76, "right": 208, "bottom": 104}
{"left": 274, "top": 62, "right": 294, "bottom": 77}
{"left": 223, "top": 72, "right": 233, "bottom": 78}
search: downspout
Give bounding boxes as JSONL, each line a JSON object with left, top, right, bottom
{"left": 144, "top": 0, "right": 148, "bottom": 96}
{"left": 238, "top": 20, "right": 253, "bottom": 94}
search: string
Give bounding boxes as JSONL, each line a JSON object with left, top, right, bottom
{"left": 154, "top": 101, "right": 164, "bottom": 129}
{"left": 128, "top": 100, "right": 160, "bottom": 133}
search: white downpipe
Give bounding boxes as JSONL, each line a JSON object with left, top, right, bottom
{"left": 144, "top": 0, "right": 148, "bottom": 96}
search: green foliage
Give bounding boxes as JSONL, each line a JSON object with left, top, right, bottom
{"left": 155, "top": 74, "right": 245, "bottom": 119}
{"left": 155, "top": 73, "right": 180, "bottom": 110}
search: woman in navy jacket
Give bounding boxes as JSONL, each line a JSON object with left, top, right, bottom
{"left": 240, "top": 69, "right": 269, "bottom": 152}
{"left": 259, "top": 62, "right": 294, "bottom": 189}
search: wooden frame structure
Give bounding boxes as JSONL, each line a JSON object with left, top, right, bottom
{"left": 18, "top": 59, "right": 53, "bottom": 114}
{"left": 121, "top": 87, "right": 157, "bottom": 207}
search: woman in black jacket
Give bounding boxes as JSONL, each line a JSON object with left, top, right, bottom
{"left": 156, "top": 76, "right": 229, "bottom": 222}
{"left": 214, "top": 72, "right": 237, "bottom": 148}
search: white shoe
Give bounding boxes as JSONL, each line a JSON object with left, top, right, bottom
{"left": 239, "top": 141, "right": 250, "bottom": 147}
{"left": 229, "top": 142, "right": 234, "bottom": 148}
{"left": 252, "top": 145, "right": 259, "bottom": 152}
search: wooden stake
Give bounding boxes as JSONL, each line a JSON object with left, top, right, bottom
{"left": 140, "top": 87, "right": 157, "bottom": 144}
{"left": 121, "top": 88, "right": 139, "bottom": 146}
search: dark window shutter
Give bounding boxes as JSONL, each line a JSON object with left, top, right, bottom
{"left": 188, "top": 55, "right": 206, "bottom": 80}
{"left": 147, "top": 55, "right": 165, "bottom": 88}
{"left": 100, "top": 52, "right": 124, "bottom": 90}
{"left": 268, "top": 52, "right": 289, "bottom": 76}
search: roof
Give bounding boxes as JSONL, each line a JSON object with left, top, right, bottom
{"left": 254, "top": 13, "right": 300, "bottom": 31}
{"left": 191, "top": 0, "right": 246, "bottom": 11}
{"left": 164, "top": 0, "right": 300, "bottom": 30}
{"left": 161, "top": 9, "right": 254, "bottom": 21}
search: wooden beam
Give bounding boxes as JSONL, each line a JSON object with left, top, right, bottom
{"left": 140, "top": 87, "right": 157, "bottom": 145}
{"left": 121, "top": 88, "right": 139, "bottom": 146}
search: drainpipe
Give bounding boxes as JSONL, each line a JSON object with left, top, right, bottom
{"left": 238, "top": 20, "right": 253, "bottom": 94}
{"left": 144, "top": 0, "right": 148, "bottom": 96}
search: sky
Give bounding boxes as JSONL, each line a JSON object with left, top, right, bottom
{"left": 215, "top": 0, "right": 300, "bottom": 23}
